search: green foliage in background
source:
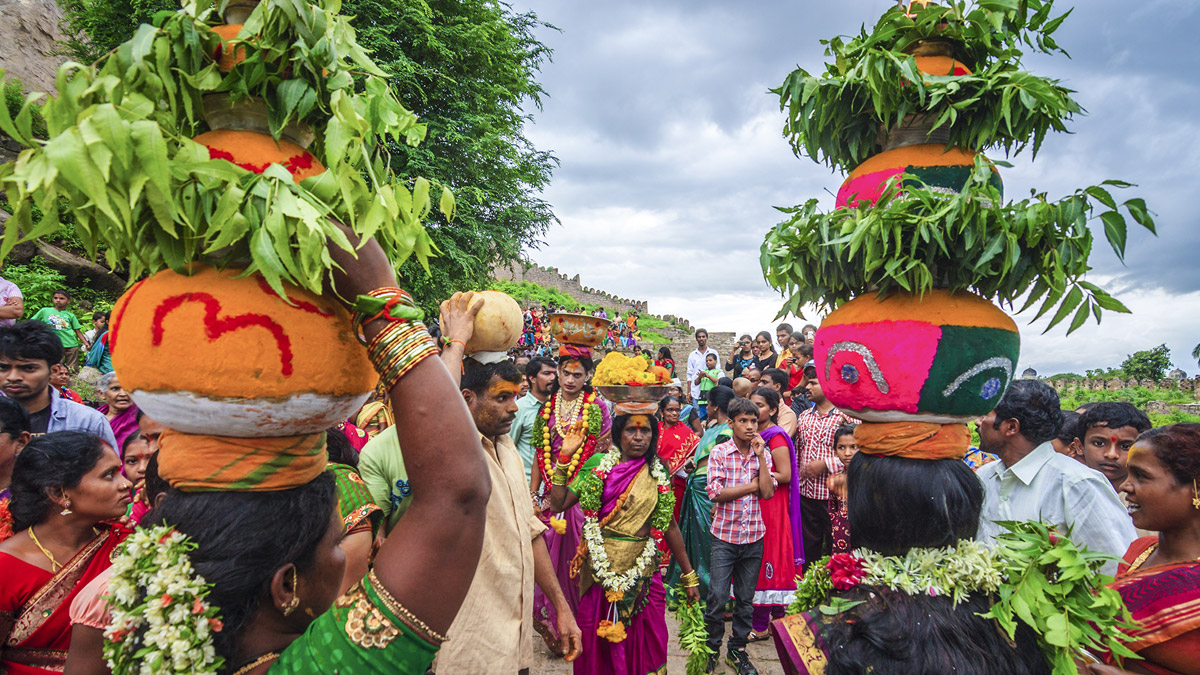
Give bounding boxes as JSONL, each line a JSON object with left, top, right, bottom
{"left": 344, "top": 0, "right": 558, "bottom": 309}
{"left": 1121, "top": 344, "right": 1173, "bottom": 382}
{"left": 1057, "top": 386, "right": 1194, "bottom": 412}
{"left": 58, "top": 0, "right": 179, "bottom": 64}
{"left": 2, "top": 261, "right": 114, "bottom": 331}
{"left": 3, "top": 79, "right": 47, "bottom": 139}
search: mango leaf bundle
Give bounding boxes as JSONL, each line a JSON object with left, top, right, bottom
{"left": 674, "top": 594, "right": 713, "bottom": 675}
{"left": 981, "top": 521, "right": 1140, "bottom": 675}
{"left": 0, "top": 0, "right": 452, "bottom": 296}
{"left": 760, "top": 0, "right": 1156, "bottom": 333}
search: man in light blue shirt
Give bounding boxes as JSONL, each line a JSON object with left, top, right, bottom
{"left": 0, "top": 321, "right": 117, "bottom": 450}
{"left": 975, "top": 379, "right": 1135, "bottom": 574}
{"left": 509, "top": 355, "right": 557, "bottom": 483}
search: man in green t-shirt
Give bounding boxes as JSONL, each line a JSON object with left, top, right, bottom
{"left": 30, "top": 289, "right": 89, "bottom": 372}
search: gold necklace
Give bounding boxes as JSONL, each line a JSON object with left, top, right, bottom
{"left": 28, "top": 526, "right": 62, "bottom": 572}
{"left": 554, "top": 392, "right": 584, "bottom": 435}
{"left": 231, "top": 652, "right": 281, "bottom": 675}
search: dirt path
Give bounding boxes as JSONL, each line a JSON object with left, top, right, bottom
{"left": 530, "top": 611, "right": 786, "bottom": 674}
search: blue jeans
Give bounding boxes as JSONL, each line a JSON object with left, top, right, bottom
{"left": 706, "top": 537, "right": 764, "bottom": 652}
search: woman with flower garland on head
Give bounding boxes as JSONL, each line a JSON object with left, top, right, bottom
{"left": 548, "top": 412, "right": 700, "bottom": 674}
{"left": 0, "top": 431, "right": 132, "bottom": 674}
{"left": 666, "top": 385, "right": 735, "bottom": 600}
{"left": 1084, "top": 424, "right": 1200, "bottom": 675}
{"left": 775, "top": 453, "right": 1056, "bottom": 675}
{"left": 531, "top": 348, "right": 613, "bottom": 649}
{"left": 89, "top": 229, "right": 492, "bottom": 675}
{"left": 747, "top": 387, "right": 802, "bottom": 642}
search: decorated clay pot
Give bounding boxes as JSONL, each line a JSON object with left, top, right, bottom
{"left": 109, "top": 265, "right": 377, "bottom": 436}
{"left": 461, "top": 291, "right": 523, "bottom": 355}
{"left": 211, "top": 24, "right": 248, "bottom": 72}
{"left": 195, "top": 94, "right": 323, "bottom": 183}
{"left": 836, "top": 144, "right": 1001, "bottom": 209}
{"left": 814, "top": 289, "right": 1019, "bottom": 423}
{"left": 547, "top": 313, "right": 607, "bottom": 348}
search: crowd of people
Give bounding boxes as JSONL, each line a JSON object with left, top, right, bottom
{"left": 0, "top": 267, "right": 1196, "bottom": 675}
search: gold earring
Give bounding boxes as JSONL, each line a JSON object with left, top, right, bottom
{"left": 60, "top": 498, "right": 72, "bottom": 516}
{"left": 1192, "top": 479, "right": 1199, "bottom": 510}
{"left": 282, "top": 567, "right": 300, "bottom": 616}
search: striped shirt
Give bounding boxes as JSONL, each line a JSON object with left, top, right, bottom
{"left": 796, "top": 405, "right": 857, "bottom": 500}
{"left": 706, "top": 439, "right": 776, "bottom": 545}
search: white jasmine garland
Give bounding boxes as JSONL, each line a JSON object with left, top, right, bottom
{"left": 579, "top": 449, "right": 673, "bottom": 596}
{"left": 103, "top": 526, "right": 226, "bottom": 675}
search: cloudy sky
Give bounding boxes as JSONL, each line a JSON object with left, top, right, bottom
{"left": 507, "top": 0, "right": 1199, "bottom": 377}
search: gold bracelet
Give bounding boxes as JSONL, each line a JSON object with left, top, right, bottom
{"left": 549, "top": 473, "right": 569, "bottom": 486}
{"left": 681, "top": 571, "right": 700, "bottom": 588}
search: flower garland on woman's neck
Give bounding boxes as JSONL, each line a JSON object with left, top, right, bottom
{"left": 571, "top": 449, "right": 674, "bottom": 642}
{"left": 534, "top": 390, "right": 602, "bottom": 484}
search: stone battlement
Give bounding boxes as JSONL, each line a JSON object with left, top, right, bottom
{"left": 492, "top": 261, "right": 693, "bottom": 332}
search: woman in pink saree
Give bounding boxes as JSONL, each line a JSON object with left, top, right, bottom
{"left": 549, "top": 412, "right": 700, "bottom": 674}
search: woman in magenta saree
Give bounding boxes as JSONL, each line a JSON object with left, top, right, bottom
{"left": 548, "top": 413, "right": 700, "bottom": 675}
{"left": 0, "top": 432, "right": 132, "bottom": 673}
{"left": 531, "top": 352, "right": 612, "bottom": 651}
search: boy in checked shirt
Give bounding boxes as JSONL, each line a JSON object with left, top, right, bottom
{"left": 704, "top": 397, "right": 776, "bottom": 675}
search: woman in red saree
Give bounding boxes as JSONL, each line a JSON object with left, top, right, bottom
{"left": 0, "top": 431, "right": 131, "bottom": 673}
{"left": 657, "top": 396, "right": 698, "bottom": 524}
{"left": 1086, "top": 424, "right": 1200, "bottom": 675}
{"left": 549, "top": 412, "right": 700, "bottom": 675}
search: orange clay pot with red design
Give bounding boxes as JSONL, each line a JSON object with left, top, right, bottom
{"left": 110, "top": 265, "right": 377, "bottom": 437}
{"left": 194, "top": 94, "right": 324, "bottom": 183}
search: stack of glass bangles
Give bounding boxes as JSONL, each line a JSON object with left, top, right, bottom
{"left": 681, "top": 571, "right": 700, "bottom": 588}
{"left": 550, "top": 461, "right": 572, "bottom": 486}
{"left": 356, "top": 288, "right": 439, "bottom": 391}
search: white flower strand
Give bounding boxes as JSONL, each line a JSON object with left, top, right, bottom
{"left": 104, "top": 527, "right": 223, "bottom": 675}
{"left": 582, "top": 450, "right": 671, "bottom": 595}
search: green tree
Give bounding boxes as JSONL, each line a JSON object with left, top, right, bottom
{"left": 1193, "top": 343, "right": 1200, "bottom": 367}
{"left": 1121, "top": 344, "right": 1173, "bottom": 382}
{"left": 53, "top": 0, "right": 558, "bottom": 314}
{"left": 344, "top": 0, "right": 557, "bottom": 313}
{"left": 58, "top": 0, "right": 178, "bottom": 63}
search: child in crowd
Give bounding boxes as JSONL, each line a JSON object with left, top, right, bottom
{"left": 83, "top": 310, "right": 109, "bottom": 347}
{"left": 1075, "top": 401, "right": 1152, "bottom": 495}
{"left": 695, "top": 352, "right": 722, "bottom": 406}
{"left": 1051, "top": 410, "right": 1082, "bottom": 458}
{"left": 30, "top": 290, "right": 88, "bottom": 372}
{"left": 705, "top": 398, "right": 776, "bottom": 675}
{"left": 827, "top": 425, "right": 858, "bottom": 554}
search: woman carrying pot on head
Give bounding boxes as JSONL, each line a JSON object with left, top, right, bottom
{"left": 67, "top": 231, "right": 491, "bottom": 675}
{"left": 548, "top": 412, "right": 700, "bottom": 674}
{"left": 0, "top": 431, "right": 133, "bottom": 673}
{"left": 530, "top": 346, "right": 613, "bottom": 654}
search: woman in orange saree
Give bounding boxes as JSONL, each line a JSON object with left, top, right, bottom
{"left": 0, "top": 432, "right": 131, "bottom": 673}
{"left": 1087, "top": 424, "right": 1200, "bottom": 675}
